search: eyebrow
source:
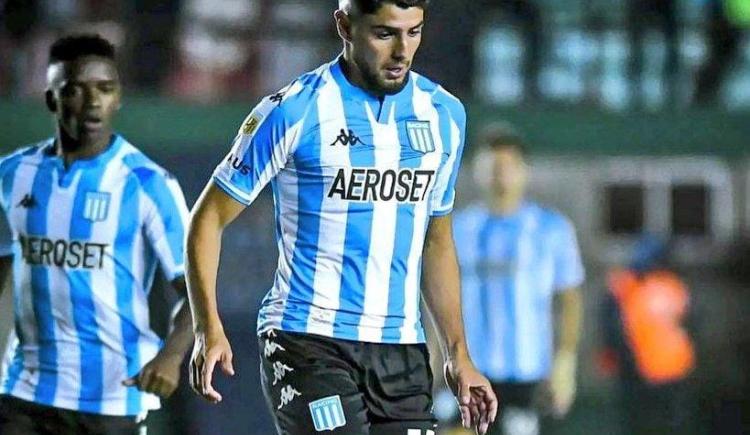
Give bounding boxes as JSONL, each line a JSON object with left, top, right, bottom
{"left": 371, "top": 21, "right": 424, "bottom": 32}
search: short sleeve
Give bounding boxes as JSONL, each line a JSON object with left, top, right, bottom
{"left": 554, "top": 218, "right": 585, "bottom": 291}
{"left": 0, "top": 205, "right": 14, "bottom": 257}
{"left": 142, "top": 172, "right": 189, "bottom": 281}
{"left": 212, "top": 94, "right": 304, "bottom": 206}
{"left": 429, "top": 99, "right": 466, "bottom": 216}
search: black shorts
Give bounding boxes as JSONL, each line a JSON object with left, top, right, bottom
{"left": 0, "top": 395, "right": 147, "bottom": 435}
{"left": 259, "top": 329, "right": 437, "bottom": 435}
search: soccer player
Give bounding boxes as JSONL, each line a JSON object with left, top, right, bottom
{"left": 453, "top": 123, "right": 584, "bottom": 435}
{"left": 0, "top": 34, "right": 194, "bottom": 435}
{"left": 185, "top": 0, "right": 498, "bottom": 434}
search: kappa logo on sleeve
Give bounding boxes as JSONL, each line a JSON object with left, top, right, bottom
{"left": 309, "top": 395, "right": 346, "bottom": 431}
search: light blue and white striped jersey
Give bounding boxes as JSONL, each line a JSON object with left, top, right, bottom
{"left": 454, "top": 202, "right": 584, "bottom": 382}
{"left": 213, "top": 57, "right": 466, "bottom": 344}
{"left": 0, "top": 135, "right": 188, "bottom": 416}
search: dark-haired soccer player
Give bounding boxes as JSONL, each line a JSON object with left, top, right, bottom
{"left": 0, "top": 34, "right": 194, "bottom": 435}
{"left": 186, "top": 0, "right": 498, "bottom": 434}
{"left": 453, "top": 123, "right": 584, "bottom": 435}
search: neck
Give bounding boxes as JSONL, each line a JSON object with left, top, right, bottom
{"left": 490, "top": 192, "right": 523, "bottom": 215}
{"left": 55, "top": 127, "right": 112, "bottom": 166}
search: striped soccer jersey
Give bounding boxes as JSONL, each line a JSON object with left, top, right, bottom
{"left": 454, "top": 202, "right": 585, "bottom": 382}
{"left": 0, "top": 135, "right": 188, "bottom": 416}
{"left": 213, "top": 57, "right": 466, "bottom": 344}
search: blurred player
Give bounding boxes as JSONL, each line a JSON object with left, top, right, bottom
{"left": 185, "top": 0, "right": 498, "bottom": 433}
{"left": 452, "top": 123, "right": 584, "bottom": 435}
{"left": 0, "top": 34, "right": 194, "bottom": 435}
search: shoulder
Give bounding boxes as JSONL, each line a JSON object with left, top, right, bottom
{"left": 118, "top": 140, "right": 177, "bottom": 192}
{"left": 529, "top": 203, "right": 576, "bottom": 236}
{"left": 0, "top": 140, "right": 50, "bottom": 178}
{"left": 240, "top": 63, "right": 331, "bottom": 133}
{"left": 412, "top": 72, "right": 466, "bottom": 123}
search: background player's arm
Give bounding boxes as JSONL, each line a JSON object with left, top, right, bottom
{"left": 124, "top": 276, "right": 194, "bottom": 398}
{"left": 0, "top": 255, "right": 11, "bottom": 299}
{"left": 186, "top": 182, "right": 245, "bottom": 403}
{"left": 546, "top": 218, "right": 585, "bottom": 417}
{"left": 421, "top": 214, "right": 497, "bottom": 434}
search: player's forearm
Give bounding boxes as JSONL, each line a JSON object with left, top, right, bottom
{"left": 159, "top": 297, "right": 195, "bottom": 361}
{"left": 186, "top": 209, "right": 225, "bottom": 334}
{"left": 421, "top": 220, "right": 469, "bottom": 361}
{"left": 555, "top": 288, "right": 583, "bottom": 355}
{"left": 0, "top": 255, "right": 12, "bottom": 299}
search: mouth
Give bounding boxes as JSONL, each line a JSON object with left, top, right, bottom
{"left": 82, "top": 115, "right": 103, "bottom": 131}
{"left": 384, "top": 65, "right": 407, "bottom": 80}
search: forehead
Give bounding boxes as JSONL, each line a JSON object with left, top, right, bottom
{"left": 491, "top": 146, "right": 525, "bottom": 163}
{"left": 48, "top": 55, "right": 119, "bottom": 85}
{"left": 359, "top": 3, "right": 424, "bottom": 27}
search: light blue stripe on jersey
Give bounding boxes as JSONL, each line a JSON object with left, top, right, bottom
{"left": 114, "top": 175, "right": 142, "bottom": 415}
{"left": 281, "top": 93, "right": 323, "bottom": 331}
{"left": 28, "top": 159, "right": 57, "bottom": 404}
{"left": 1, "top": 151, "right": 24, "bottom": 393}
{"left": 384, "top": 81, "right": 420, "bottom": 342}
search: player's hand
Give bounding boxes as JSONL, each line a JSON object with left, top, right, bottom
{"left": 189, "top": 327, "right": 235, "bottom": 403}
{"left": 123, "top": 352, "right": 182, "bottom": 398}
{"left": 444, "top": 356, "right": 498, "bottom": 435}
{"left": 547, "top": 350, "right": 577, "bottom": 418}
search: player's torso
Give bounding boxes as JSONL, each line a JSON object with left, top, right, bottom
{"left": 5, "top": 155, "right": 134, "bottom": 273}
{"left": 288, "top": 98, "right": 446, "bottom": 207}
{"left": 459, "top": 205, "right": 558, "bottom": 299}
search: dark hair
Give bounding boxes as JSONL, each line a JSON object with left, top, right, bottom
{"left": 49, "top": 34, "right": 116, "bottom": 64}
{"left": 479, "top": 122, "right": 528, "bottom": 157}
{"left": 343, "top": 0, "right": 429, "bottom": 15}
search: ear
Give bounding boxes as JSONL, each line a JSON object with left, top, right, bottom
{"left": 334, "top": 10, "right": 353, "bottom": 42}
{"left": 45, "top": 89, "right": 57, "bottom": 113}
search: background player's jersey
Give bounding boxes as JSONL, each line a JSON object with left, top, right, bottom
{"left": 213, "top": 57, "right": 466, "bottom": 344}
{"left": 0, "top": 135, "right": 188, "bottom": 416}
{"left": 454, "top": 202, "right": 585, "bottom": 382}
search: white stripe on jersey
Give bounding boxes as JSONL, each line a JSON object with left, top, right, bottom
{"left": 514, "top": 213, "right": 539, "bottom": 379}
{"left": 358, "top": 103, "right": 401, "bottom": 343}
{"left": 45, "top": 169, "right": 83, "bottom": 408}
{"left": 307, "top": 72, "right": 350, "bottom": 337}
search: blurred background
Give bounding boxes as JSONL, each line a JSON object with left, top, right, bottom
{"left": 0, "top": 0, "right": 749, "bottom": 434}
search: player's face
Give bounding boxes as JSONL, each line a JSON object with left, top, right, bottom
{"left": 349, "top": 4, "right": 424, "bottom": 94}
{"left": 490, "top": 146, "right": 528, "bottom": 198}
{"left": 47, "top": 55, "right": 121, "bottom": 147}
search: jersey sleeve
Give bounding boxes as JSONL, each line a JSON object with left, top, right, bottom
{"left": 0, "top": 204, "right": 13, "bottom": 257}
{"left": 212, "top": 95, "right": 304, "bottom": 206}
{"left": 142, "top": 171, "right": 190, "bottom": 281}
{"left": 0, "top": 161, "right": 15, "bottom": 257}
{"left": 553, "top": 217, "right": 585, "bottom": 291}
{"left": 429, "top": 99, "right": 466, "bottom": 216}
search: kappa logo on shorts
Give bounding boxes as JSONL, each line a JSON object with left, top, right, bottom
{"left": 309, "top": 395, "right": 346, "bottom": 432}
{"left": 407, "top": 430, "right": 435, "bottom": 435}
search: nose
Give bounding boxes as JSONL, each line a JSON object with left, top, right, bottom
{"left": 392, "top": 35, "right": 407, "bottom": 61}
{"left": 83, "top": 87, "right": 102, "bottom": 108}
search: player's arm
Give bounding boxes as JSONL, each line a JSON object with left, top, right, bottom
{"left": 547, "top": 218, "right": 585, "bottom": 417}
{"left": 123, "top": 275, "right": 194, "bottom": 398}
{"left": 421, "top": 214, "right": 497, "bottom": 434}
{"left": 186, "top": 182, "right": 245, "bottom": 403}
{"left": 0, "top": 255, "right": 12, "bottom": 299}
